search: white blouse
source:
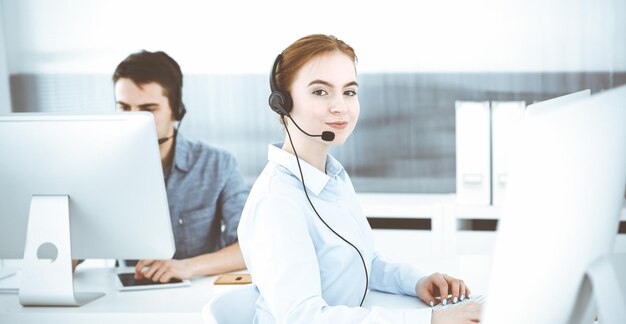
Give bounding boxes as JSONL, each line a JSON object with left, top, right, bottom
{"left": 238, "top": 144, "right": 432, "bottom": 323}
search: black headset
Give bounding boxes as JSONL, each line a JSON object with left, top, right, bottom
{"left": 268, "top": 53, "right": 368, "bottom": 306}
{"left": 155, "top": 53, "right": 186, "bottom": 145}
{"left": 268, "top": 54, "right": 293, "bottom": 116}
{"left": 173, "top": 100, "right": 187, "bottom": 122}
{"left": 153, "top": 52, "right": 186, "bottom": 144}
{"left": 162, "top": 53, "right": 187, "bottom": 122}
{"left": 268, "top": 54, "right": 335, "bottom": 142}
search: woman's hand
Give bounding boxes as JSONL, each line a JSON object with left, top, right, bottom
{"left": 415, "top": 272, "right": 471, "bottom": 306}
{"left": 431, "top": 301, "right": 482, "bottom": 323}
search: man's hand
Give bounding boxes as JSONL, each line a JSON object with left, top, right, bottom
{"left": 134, "top": 259, "right": 193, "bottom": 283}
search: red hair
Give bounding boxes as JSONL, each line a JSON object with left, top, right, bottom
{"left": 276, "top": 34, "right": 357, "bottom": 94}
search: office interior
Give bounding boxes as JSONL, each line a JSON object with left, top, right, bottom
{"left": 1, "top": 0, "right": 625, "bottom": 323}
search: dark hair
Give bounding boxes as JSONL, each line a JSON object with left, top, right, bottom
{"left": 277, "top": 34, "right": 357, "bottom": 94}
{"left": 112, "top": 50, "right": 184, "bottom": 120}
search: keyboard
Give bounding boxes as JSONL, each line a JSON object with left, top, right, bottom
{"left": 432, "top": 294, "right": 487, "bottom": 310}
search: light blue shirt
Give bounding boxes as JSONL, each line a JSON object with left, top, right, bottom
{"left": 238, "top": 144, "right": 432, "bottom": 323}
{"left": 165, "top": 132, "right": 249, "bottom": 259}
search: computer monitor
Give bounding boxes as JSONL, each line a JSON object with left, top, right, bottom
{"left": 482, "top": 85, "right": 626, "bottom": 323}
{"left": 526, "top": 88, "right": 590, "bottom": 112}
{"left": 0, "top": 112, "right": 175, "bottom": 306}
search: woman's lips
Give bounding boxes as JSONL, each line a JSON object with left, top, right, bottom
{"left": 326, "top": 122, "right": 348, "bottom": 130}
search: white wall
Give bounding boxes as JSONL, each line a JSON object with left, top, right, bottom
{"left": 0, "top": 0, "right": 11, "bottom": 112}
{"left": 1, "top": 0, "right": 624, "bottom": 75}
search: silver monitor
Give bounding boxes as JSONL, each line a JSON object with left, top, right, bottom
{"left": 526, "top": 89, "right": 590, "bottom": 112}
{"left": 0, "top": 112, "right": 174, "bottom": 306}
{"left": 483, "top": 85, "right": 626, "bottom": 323}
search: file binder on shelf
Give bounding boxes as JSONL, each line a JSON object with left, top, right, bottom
{"left": 455, "top": 101, "right": 491, "bottom": 205}
{"left": 490, "top": 101, "right": 526, "bottom": 205}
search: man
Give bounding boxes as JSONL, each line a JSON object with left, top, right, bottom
{"left": 112, "top": 50, "right": 249, "bottom": 282}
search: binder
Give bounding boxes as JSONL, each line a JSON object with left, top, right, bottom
{"left": 455, "top": 101, "right": 491, "bottom": 205}
{"left": 491, "top": 101, "right": 526, "bottom": 205}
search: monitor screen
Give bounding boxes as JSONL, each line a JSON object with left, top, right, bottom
{"left": 0, "top": 112, "right": 175, "bottom": 305}
{"left": 482, "top": 85, "right": 626, "bottom": 323}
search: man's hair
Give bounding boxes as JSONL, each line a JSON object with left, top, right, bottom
{"left": 113, "top": 50, "right": 184, "bottom": 119}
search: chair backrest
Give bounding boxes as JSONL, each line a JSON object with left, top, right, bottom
{"left": 202, "top": 284, "right": 259, "bottom": 324}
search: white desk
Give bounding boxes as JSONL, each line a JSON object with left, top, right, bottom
{"left": 0, "top": 256, "right": 493, "bottom": 323}
{"left": 0, "top": 267, "right": 219, "bottom": 323}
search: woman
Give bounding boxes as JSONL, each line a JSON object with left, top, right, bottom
{"left": 238, "top": 34, "right": 481, "bottom": 323}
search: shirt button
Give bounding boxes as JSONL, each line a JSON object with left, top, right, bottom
{"left": 178, "top": 218, "right": 183, "bottom": 225}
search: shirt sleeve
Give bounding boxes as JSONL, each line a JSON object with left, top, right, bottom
{"left": 369, "top": 251, "right": 426, "bottom": 297}
{"left": 217, "top": 154, "right": 249, "bottom": 248}
{"left": 246, "top": 196, "right": 432, "bottom": 324}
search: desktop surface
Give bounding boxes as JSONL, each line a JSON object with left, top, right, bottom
{"left": 0, "top": 267, "right": 215, "bottom": 324}
{"left": 0, "top": 255, "right": 494, "bottom": 324}
{"left": 2, "top": 255, "right": 622, "bottom": 322}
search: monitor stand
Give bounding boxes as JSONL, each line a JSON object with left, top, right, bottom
{"left": 19, "top": 195, "right": 105, "bottom": 306}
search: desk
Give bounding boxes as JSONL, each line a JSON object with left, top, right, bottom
{"left": 0, "top": 267, "right": 219, "bottom": 323}
{"left": 0, "top": 255, "right": 493, "bottom": 323}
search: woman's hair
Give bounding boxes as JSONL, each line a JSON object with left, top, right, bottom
{"left": 276, "top": 34, "right": 357, "bottom": 94}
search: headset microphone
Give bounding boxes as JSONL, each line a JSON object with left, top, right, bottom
{"left": 159, "top": 110, "right": 184, "bottom": 146}
{"left": 321, "top": 131, "right": 335, "bottom": 142}
{"left": 286, "top": 115, "right": 335, "bottom": 142}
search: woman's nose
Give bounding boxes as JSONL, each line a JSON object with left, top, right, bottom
{"left": 329, "top": 96, "right": 348, "bottom": 114}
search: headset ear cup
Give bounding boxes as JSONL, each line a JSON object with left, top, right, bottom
{"left": 268, "top": 54, "right": 293, "bottom": 116}
{"left": 269, "top": 91, "right": 292, "bottom": 116}
{"left": 177, "top": 102, "right": 187, "bottom": 121}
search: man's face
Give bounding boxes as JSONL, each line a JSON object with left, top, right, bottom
{"left": 114, "top": 78, "right": 176, "bottom": 140}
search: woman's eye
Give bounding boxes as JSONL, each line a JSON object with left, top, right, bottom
{"left": 313, "top": 89, "right": 328, "bottom": 96}
{"left": 345, "top": 90, "right": 357, "bottom": 96}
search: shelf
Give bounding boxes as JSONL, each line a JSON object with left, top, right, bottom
{"left": 357, "top": 193, "right": 454, "bottom": 219}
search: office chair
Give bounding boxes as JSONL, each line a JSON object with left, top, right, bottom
{"left": 202, "top": 284, "right": 258, "bottom": 324}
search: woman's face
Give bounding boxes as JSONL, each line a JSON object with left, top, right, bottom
{"left": 289, "top": 51, "right": 359, "bottom": 146}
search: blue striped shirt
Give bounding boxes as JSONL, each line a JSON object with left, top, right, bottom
{"left": 165, "top": 132, "right": 249, "bottom": 259}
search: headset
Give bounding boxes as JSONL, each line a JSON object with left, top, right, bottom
{"left": 160, "top": 51, "right": 187, "bottom": 122}
{"left": 268, "top": 54, "right": 368, "bottom": 306}
{"left": 269, "top": 54, "right": 335, "bottom": 142}
{"left": 172, "top": 100, "right": 187, "bottom": 122}
{"left": 157, "top": 52, "right": 186, "bottom": 144}
{"left": 157, "top": 100, "right": 185, "bottom": 145}
{"left": 157, "top": 96, "right": 185, "bottom": 145}
{"left": 268, "top": 54, "right": 293, "bottom": 116}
